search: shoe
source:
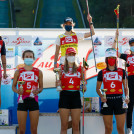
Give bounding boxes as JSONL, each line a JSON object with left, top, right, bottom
{"left": 127, "top": 128, "right": 132, "bottom": 134}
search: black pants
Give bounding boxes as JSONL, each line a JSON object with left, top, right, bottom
{"left": 127, "top": 75, "right": 134, "bottom": 129}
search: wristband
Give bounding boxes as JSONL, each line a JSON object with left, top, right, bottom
{"left": 38, "top": 89, "right": 42, "bottom": 93}
{"left": 90, "top": 22, "right": 93, "bottom": 25}
{"left": 54, "top": 62, "right": 57, "bottom": 65}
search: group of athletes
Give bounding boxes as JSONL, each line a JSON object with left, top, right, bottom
{"left": 0, "top": 14, "right": 134, "bottom": 134}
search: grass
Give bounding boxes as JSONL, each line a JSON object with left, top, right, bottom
{"left": 72, "top": 0, "right": 84, "bottom": 28}
{"left": 14, "top": 0, "right": 37, "bottom": 28}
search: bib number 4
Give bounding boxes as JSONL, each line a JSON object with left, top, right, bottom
{"left": 69, "top": 78, "right": 74, "bottom": 84}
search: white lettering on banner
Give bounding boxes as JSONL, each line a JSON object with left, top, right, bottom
{"left": 128, "top": 57, "right": 134, "bottom": 64}
{"left": 118, "top": 37, "right": 129, "bottom": 46}
{"left": 65, "top": 36, "right": 73, "bottom": 42}
{"left": 6, "top": 36, "right": 32, "bottom": 46}
{"left": 23, "top": 72, "right": 34, "bottom": 81}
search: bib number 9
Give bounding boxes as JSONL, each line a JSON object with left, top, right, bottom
{"left": 110, "top": 82, "right": 115, "bottom": 88}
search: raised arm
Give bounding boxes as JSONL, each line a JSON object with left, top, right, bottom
{"left": 84, "top": 15, "right": 95, "bottom": 38}
{"left": 112, "top": 29, "right": 121, "bottom": 58}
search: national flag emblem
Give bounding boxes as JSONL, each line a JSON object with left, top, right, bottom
{"left": 114, "top": 5, "right": 120, "bottom": 15}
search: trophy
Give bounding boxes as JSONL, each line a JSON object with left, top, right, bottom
{"left": 122, "top": 98, "right": 128, "bottom": 109}
{"left": 101, "top": 89, "right": 108, "bottom": 107}
{"left": 30, "top": 85, "right": 36, "bottom": 98}
{"left": 17, "top": 81, "right": 25, "bottom": 103}
{"left": 53, "top": 68, "right": 62, "bottom": 91}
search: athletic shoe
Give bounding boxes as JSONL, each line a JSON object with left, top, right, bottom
{"left": 127, "top": 128, "right": 132, "bottom": 134}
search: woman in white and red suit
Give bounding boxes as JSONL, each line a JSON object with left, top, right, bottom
{"left": 113, "top": 30, "right": 134, "bottom": 134}
{"left": 54, "top": 15, "right": 95, "bottom": 68}
{"left": 96, "top": 48, "right": 129, "bottom": 134}
{"left": 56, "top": 47, "right": 87, "bottom": 134}
{"left": 12, "top": 50, "right": 43, "bottom": 134}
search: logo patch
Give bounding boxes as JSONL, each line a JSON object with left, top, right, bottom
{"left": 23, "top": 72, "right": 34, "bottom": 81}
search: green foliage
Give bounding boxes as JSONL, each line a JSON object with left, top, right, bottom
{"left": 72, "top": 0, "right": 84, "bottom": 28}
{"left": 14, "top": 0, "right": 37, "bottom": 28}
{"left": 79, "top": 0, "right": 134, "bottom": 28}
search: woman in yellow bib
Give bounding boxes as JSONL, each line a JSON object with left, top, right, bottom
{"left": 54, "top": 15, "right": 95, "bottom": 68}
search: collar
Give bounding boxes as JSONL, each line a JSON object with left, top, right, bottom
{"left": 106, "top": 67, "right": 117, "bottom": 71}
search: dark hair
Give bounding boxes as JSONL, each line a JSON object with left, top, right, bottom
{"left": 129, "top": 38, "right": 134, "bottom": 45}
{"left": 0, "top": 36, "right": 2, "bottom": 40}
{"left": 22, "top": 50, "right": 35, "bottom": 59}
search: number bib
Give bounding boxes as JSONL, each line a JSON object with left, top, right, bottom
{"left": 18, "top": 67, "right": 39, "bottom": 97}
{"left": 127, "top": 54, "right": 134, "bottom": 76}
{"left": 102, "top": 68, "right": 123, "bottom": 94}
{"left": 59, "top": 33, "right": 78, "bottom": 57}
{"left": 61, "top": 65, "right": 82, "bottom": 90}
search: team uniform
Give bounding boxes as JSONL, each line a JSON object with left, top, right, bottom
{"left": 59, "top": 65, "right": 82, "bottom": 109}
{"left": 55, "top": 33, "right": 84, "bottom": 64}
{"left": 17, "top": 67, "right": 39, "bottom": 111}
{"left": 120, "top": 54, "right": 134, "bottom": 128}
{"left": 97, "top": 67, "right": 126, "bottom": 115}
{"left": 0, "top": 39, "right": 6, "bottom": 78}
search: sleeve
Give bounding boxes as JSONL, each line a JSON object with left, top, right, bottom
{"left": 122, "top": 69, "right": 127, "bottom": 80}
{"left": 1, "top": 41, "right": 6, "bottom": 55}
{"left": 97, "top": 70, "right": 103, "bottom": 81}
{"left": 55, "top": 36, "right": 60, "bottom": 46}
{"left": 76, "top": 33, "right": 85, "bottom": 41}
{"left": 120, "top": 54, "right": 127, "bottom": 61}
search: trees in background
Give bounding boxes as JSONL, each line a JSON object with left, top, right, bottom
{"left": 79, "top": 0, "right": 134, "bottom": 28}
